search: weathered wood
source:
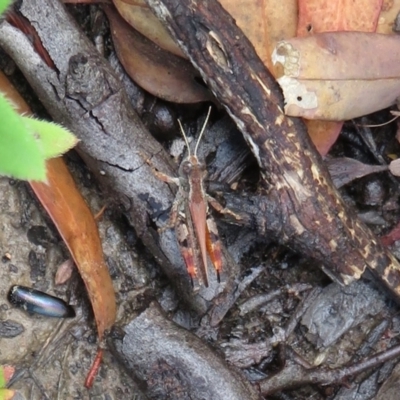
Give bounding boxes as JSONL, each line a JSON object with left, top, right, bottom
{"left": 145, "top": 0, "right": 400, "bottom": 299}
{"left": 112, "top": 302, "right": 262, "bottom": 400}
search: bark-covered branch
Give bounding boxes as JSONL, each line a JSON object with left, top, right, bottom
{"left": 111, "top": 302, "right": 261, "bottom": 400}
{"left": 144, "top": 0, "right": 400, "bottom": 300}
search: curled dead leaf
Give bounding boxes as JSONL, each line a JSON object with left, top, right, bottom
{"left": 305, "top": 120, "right": 343, "bottom": 156}
{"left": 117, "top": 0, "right": 298, "bottom": 75}
{"left": 30, "top": 159, "right": 116, "bottom": 339}
{"left": 113, "top": 0, "right": 186, "bottom": 58}
{"left": 105, "top": 5, "right": 211, "bottom": 103}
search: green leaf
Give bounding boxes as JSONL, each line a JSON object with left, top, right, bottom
{"left": 22, "top": 117, "right": 79, "bottom": 159}
{"left": 0, "top": 366, "right": 14, "bottom": 399}
{"left": 0, "top": 388, "right": 15, "bottom": 400}
{"left": 0, "top": 94, "right": 46, "bottom": 181}
{"left": 0, "top": 365, "right": 5, "bottom": 388}
{"left": 0, "top": 0, "right": 12, "bottom": 15}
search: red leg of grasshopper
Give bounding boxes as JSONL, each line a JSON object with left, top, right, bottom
{"left": 205, "top": 216, "right": 223, "bottom": 282}
{"left": 176, "top": 214, "right": 202, "bottom": 290}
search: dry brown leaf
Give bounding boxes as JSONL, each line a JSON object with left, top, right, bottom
{"left": 327, "top": 157, "right": 388, "bottom": 188}
{"left": 110, "top": 0, "right": 297, "bottom": 99}
{"left": 105, "top": 5, "right": 211, "bottom": 103}
{"left": 113, "top": 0, "right": 186, "bottom": 58}
{"left": 272, "top": 32, "right": 400, "bottom": 120}
{"left": 295, "top": 0, "right": 382, "bottom": 155}
{"left": 220, "top": 0, "right": 297, "bottom": 74}
{"left": 376, "top": 0, "right": 400, "bottom": 34}
{"left": 0, "top": 72, "right": 31, "bottom": 114}
{"left": 112, "top": 1, "right": 386, "bottom": 154}
{"left": 115, "top": 0, "right": 298, "bottom": 76}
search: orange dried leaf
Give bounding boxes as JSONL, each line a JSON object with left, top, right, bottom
{"left": 30, "top": 158, "right": 116, "bottom": 339}
{"left": 118, "top": 0, "right": 298, "bottom": 75}
{"left": 297, "top": 0, "right": 382, "bottom": 36}
{"left": 306, "top": 120, "right": 342, "bottom": 156}
{"left": 0, "top": 73, "right": 30, "bottom": 114}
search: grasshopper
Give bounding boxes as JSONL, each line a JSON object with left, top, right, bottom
{"left": 152, "top": 107, "right": 237, "bottom": 288}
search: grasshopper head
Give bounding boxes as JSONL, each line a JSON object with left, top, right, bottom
{"left": 178, "top": 107, "right": 211, "bottom": 159}
{"left": 179, "top": 156, "right": 206, "bottom": 180}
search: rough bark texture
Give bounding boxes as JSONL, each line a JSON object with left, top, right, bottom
{"left": 145, "top": 0, "right": 400, "bottom": 299}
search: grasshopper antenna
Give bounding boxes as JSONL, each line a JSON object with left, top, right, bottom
{"left": 178, "top": 107, "right": 212, "bottom": 157}
{"left": 178, "top": 119, "right": 192, "bottom": 157}
{"left": 194, "top": 106, "right": 212, "bottom": 156}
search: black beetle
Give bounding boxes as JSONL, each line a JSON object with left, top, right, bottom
{"left": 8, "top": 286, "right": 75, "bottom": 318}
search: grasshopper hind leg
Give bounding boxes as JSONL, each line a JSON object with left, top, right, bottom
{"left": 175, "top": 215, "right": 203, "bottom": 290}
{"left": 205, "top": 216, "right": 223, "bottom": 283}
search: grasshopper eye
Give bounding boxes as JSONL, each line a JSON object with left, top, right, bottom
{"left": 181, "top": 161, "right": 192, "bottom": 175}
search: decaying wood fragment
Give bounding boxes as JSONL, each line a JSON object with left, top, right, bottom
{"left": 144, "top": 0, "right": 400, "bottom": 301}
{"left": 258, "top": 341, "right": 400, "bottom": 395}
